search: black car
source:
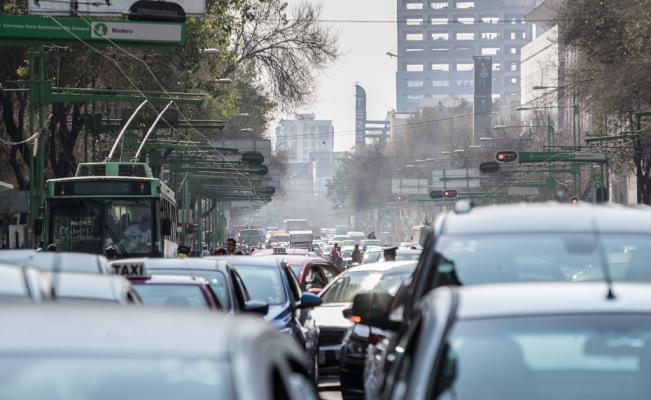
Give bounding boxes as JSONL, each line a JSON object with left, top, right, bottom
{"left": 215, "top": 256, "right": 322, "bottom": 384}
{"left": 355, "top": 202, "right": 651, "bottom": 399}
{"left": 338, "top": 262, "right": 416, "bottom": 400}
{"left": 112, "top": 258, "right": 268, "bottom": 315}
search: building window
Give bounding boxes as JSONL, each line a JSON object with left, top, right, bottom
{"left": 481, "top": 47, "right": 499, "bottom": 55}
{"left": 432, "top": 63, "right": 450, "bottom": 71}
{"left": 432, "top": 80, "right": 450, "bottom": 87}
{"left": 431, "top": 17, "right": 449, "bottom": 25}
{"left": 406, "top": 64, "right": 424, "bottom": 72}
{"left": 510, "top": 32, "right": 516, "bottom": 40}
{"left": 432, "top": 32, "right": 449, "bottom": 40}
{"left": 510, "top": 77, "right": 518, "bottom": 84}
{"left": 406, "top": 1, "right": 424, "bottom": 10}
{"left": 510, "top": 62, "right": 517, "bottom": 72}
{"left": 456, "top": 1, "right": 474, "bottom": 8}
{"left": 407, "top": 80, "right": 424, "bottom": 87}
{"left": 456, "top": 32, "right": 475, "bottom": 41}
{"left": 493, "top": 63, "right": 501, "bottom": 71}
{"left": 522, "top": 32, "right": 527, "bottom": 39}
{"left": 456, "top": 63, "right": 473, "bottom": 71}
{"left": 481, "top": 16, "right": 499, "bottom": 24}
{"left": 457, "top": 80, "right": 473, "bottom": 86}
{"left": 406, "top": 33, "right": 424, "bottom": 41}
{"left": 431, "top": 2, "right": 448, "bottom": 9}
{"left": 407, "top": 95, "right": 424, "bottom": 100}
{"left": 510, "top": 47, "right": 518, "bottom": 54}
{"left": 406, "top": 47, "right": 424, "bottom": 52}
{"left": 406, "top": 18, "right": 423, "bottom": 25}
{"left": 457, "top": 17, "right": 475, "bottom": 25}
{"left": 432, "top": 46, "right": 448, "bottom": 51}
{"left": 481, "top": 32, "right": 499, "bottom": 40}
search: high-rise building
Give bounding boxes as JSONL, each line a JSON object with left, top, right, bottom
{"left": 275, "top": 114, "right": 334, "bottom": 164}
{"left": 396, "top": 0, "right": 538, "bottom": 112}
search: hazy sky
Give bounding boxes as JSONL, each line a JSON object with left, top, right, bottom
{"left": 279, "top": 0, "right": 397, "bottom": 151}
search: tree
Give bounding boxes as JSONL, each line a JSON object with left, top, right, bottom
{"left": 559, "top": 0, "right": 651, "bottom": 203}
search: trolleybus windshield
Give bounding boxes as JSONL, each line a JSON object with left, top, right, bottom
{"left": 49, "top": 199, "right": 155, "bottom": 258}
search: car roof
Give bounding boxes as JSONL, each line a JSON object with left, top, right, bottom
{"left": 55, "top": 273, "right": 131, "bottom": 301}
{"left": 113, "top": 258, "right": 229, "bottom": 272}
{"left": 0, "top": 264, "right": 30, "bottom": 296}
{"left": 209, "top": 255, "right": 282, "bottom": 268}
{"left": 0, "top": 304, "right": 269, "bottom": 358}
{"left": 0, "top": 250, "right": 107, "bottom": 274}
{"left": 344, "top": 260, "right": 418, "bottom": 273}
{"left": 262, "top": 255, "right": 328, "bottom": 265}
{"left": 131, "top": 274, "right": 209, "bottom": 285}
{"left": 397, "top": 248, "right": 421, "bottom": 254}
{"left": 446, "top": 282, "right": 651, "bottom": 320}
{"left": 442, "top": 202, "right": 651, "bottom": 235}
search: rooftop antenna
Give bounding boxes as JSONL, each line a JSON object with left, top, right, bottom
{"left": 132, "top": 100, "right": 175, "bottom": 162}
{"left": 591, "top": 218, "right": 616, "bottom": 300}
{"left": 106, "top": 99, "right": 148, "bottom": 162}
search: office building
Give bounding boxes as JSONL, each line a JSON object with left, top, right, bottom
{"left": 275, "top": 114, "right": 334, "bottom": 164}
{"left": 396, "top": 0, "right": 538, "bottom": 112}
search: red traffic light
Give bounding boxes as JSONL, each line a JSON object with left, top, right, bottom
{"left": 443, "top": 190, "right": 458, "bottom": 199}
{"left": 496, "top": 151, "right": 518, "bottom": 163}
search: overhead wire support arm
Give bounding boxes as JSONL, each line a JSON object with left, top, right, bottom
{"left": 106, "top": 99, "right": 148, "bottom": 161}
{"left": 132, "top": 100, "right": 175, "bottom": 161}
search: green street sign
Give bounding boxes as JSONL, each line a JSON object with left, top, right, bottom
{"left": 519, "top": 152, "right": 606, "bottom": 163}
{"left": 0, "top": 15, "right": 186, "bottom": 45}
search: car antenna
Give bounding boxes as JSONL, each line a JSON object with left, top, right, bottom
{"left": 591, "top": 219, "right": 616, "bottom": 301}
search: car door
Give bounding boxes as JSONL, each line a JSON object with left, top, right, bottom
{"left": 229, "top": 267, "right": 251, "bottom": 312}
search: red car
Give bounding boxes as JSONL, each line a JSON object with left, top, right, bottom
{"left": 263, "top": 255, "right": 342, "bottom": 294}
{"left": 128, "top": 275, "right": 223, "bottom": 310}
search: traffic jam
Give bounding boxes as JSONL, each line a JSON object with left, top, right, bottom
{"left": 1, "top": 201, "right": 651, "bottom": 400}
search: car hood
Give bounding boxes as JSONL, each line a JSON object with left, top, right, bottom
{"left": 312, "top": 303, "right": 353, "bottom": 329}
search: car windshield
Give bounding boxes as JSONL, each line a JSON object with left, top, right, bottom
{"left": 375, "top": 268, "right": 415, "bottom": 296}
{"left": 434, "top": 234, "right": 651, "bottom": 285}
{"left": 147, "top": 269, "right": 231, "bottom": 311}
{"left": 396, "top": 251, "right": 421, "bottom": 261}
{"left": 0, "top": 357, "right": 232, "bottom": 400}
{"left": 435, "top": 314, "right": 651, "bottom": 400}
{"left": 231, "top": 265, "right": 287, "bottom": 305}
{"left": 132, "top": 284, "right": 210, "bottom": 309}
{"left": 320, "top": 270, "right": 383, "bottom": 303}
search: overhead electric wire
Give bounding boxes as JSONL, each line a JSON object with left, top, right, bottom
{"left": 47, "top": 15, "right": 267, "bottom": 202}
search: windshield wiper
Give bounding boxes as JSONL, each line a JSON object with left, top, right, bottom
{"left": 105, "top": 224, "right": 130, "bottom": 258}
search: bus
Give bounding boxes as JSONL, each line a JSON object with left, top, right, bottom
{"left": 44, "top": 162, "right": 178, "bottom": 259}
{"left": 284, "top": 218, "right": 308, "bottom": 232}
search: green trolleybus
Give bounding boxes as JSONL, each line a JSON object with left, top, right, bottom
{"left": 44, "top": 162, "right": 178, "bottom": 258}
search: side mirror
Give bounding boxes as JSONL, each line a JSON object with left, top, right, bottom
{"left": 308, "top": 287, "right": 323, "bottom": 295}
{"left": 342, "top": 305, "right": 353, "bottom": 319}
{"left": 298, "top": 292, "right": 322, "bottom": 309}
{"left": 243, "top": 300, "right": 269, "bottom": 316}
{"left": 351, "top": 291, "right": 399, "bottom": 331}
{"left": 161, "top": 218, "right": 172, "bottom": 236}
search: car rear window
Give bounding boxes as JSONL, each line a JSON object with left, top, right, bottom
{"left": 148, "top": 269, "right": 230, "bottom": 311}
{"left": 231, "top": 265, "right": 287, "bottom": 305}
{"left": 132, "top": 284, "right": 210, "bottom": 309}
{"left": 0, "top": 357, "right": 233, "bottom": 400}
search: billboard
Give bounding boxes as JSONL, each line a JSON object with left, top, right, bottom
{"left": 355, "top": 84, "right": 367, "bottom": 150}
{"left": 28, "top": 0, "right": 206, "bottom": 17}
{"left": 432, "top": 169, "right": 481, "bottom": 189}
{"left": 473, "top": 56, "right": 492, "bottom": 144}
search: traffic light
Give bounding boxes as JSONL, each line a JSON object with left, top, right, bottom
{"left": 396, "top": 194, "right": 407, "bottom": 202}
{"left": 443, "top": 190, "right": 458, "bottom": 199}
{"left": 429, "top": 190, "right": 443, "bottom": 199}
{"left": 479, "top": 161, "right": 500, "bottom": 174}
{"left": 570, "top": 196, "right": 580, "bottom": 205}
{"left": 387, "top": 194, "right": 407, "bottom": 203}
{"left": 496, "top": 151, "right": 518, "bottom": 163}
